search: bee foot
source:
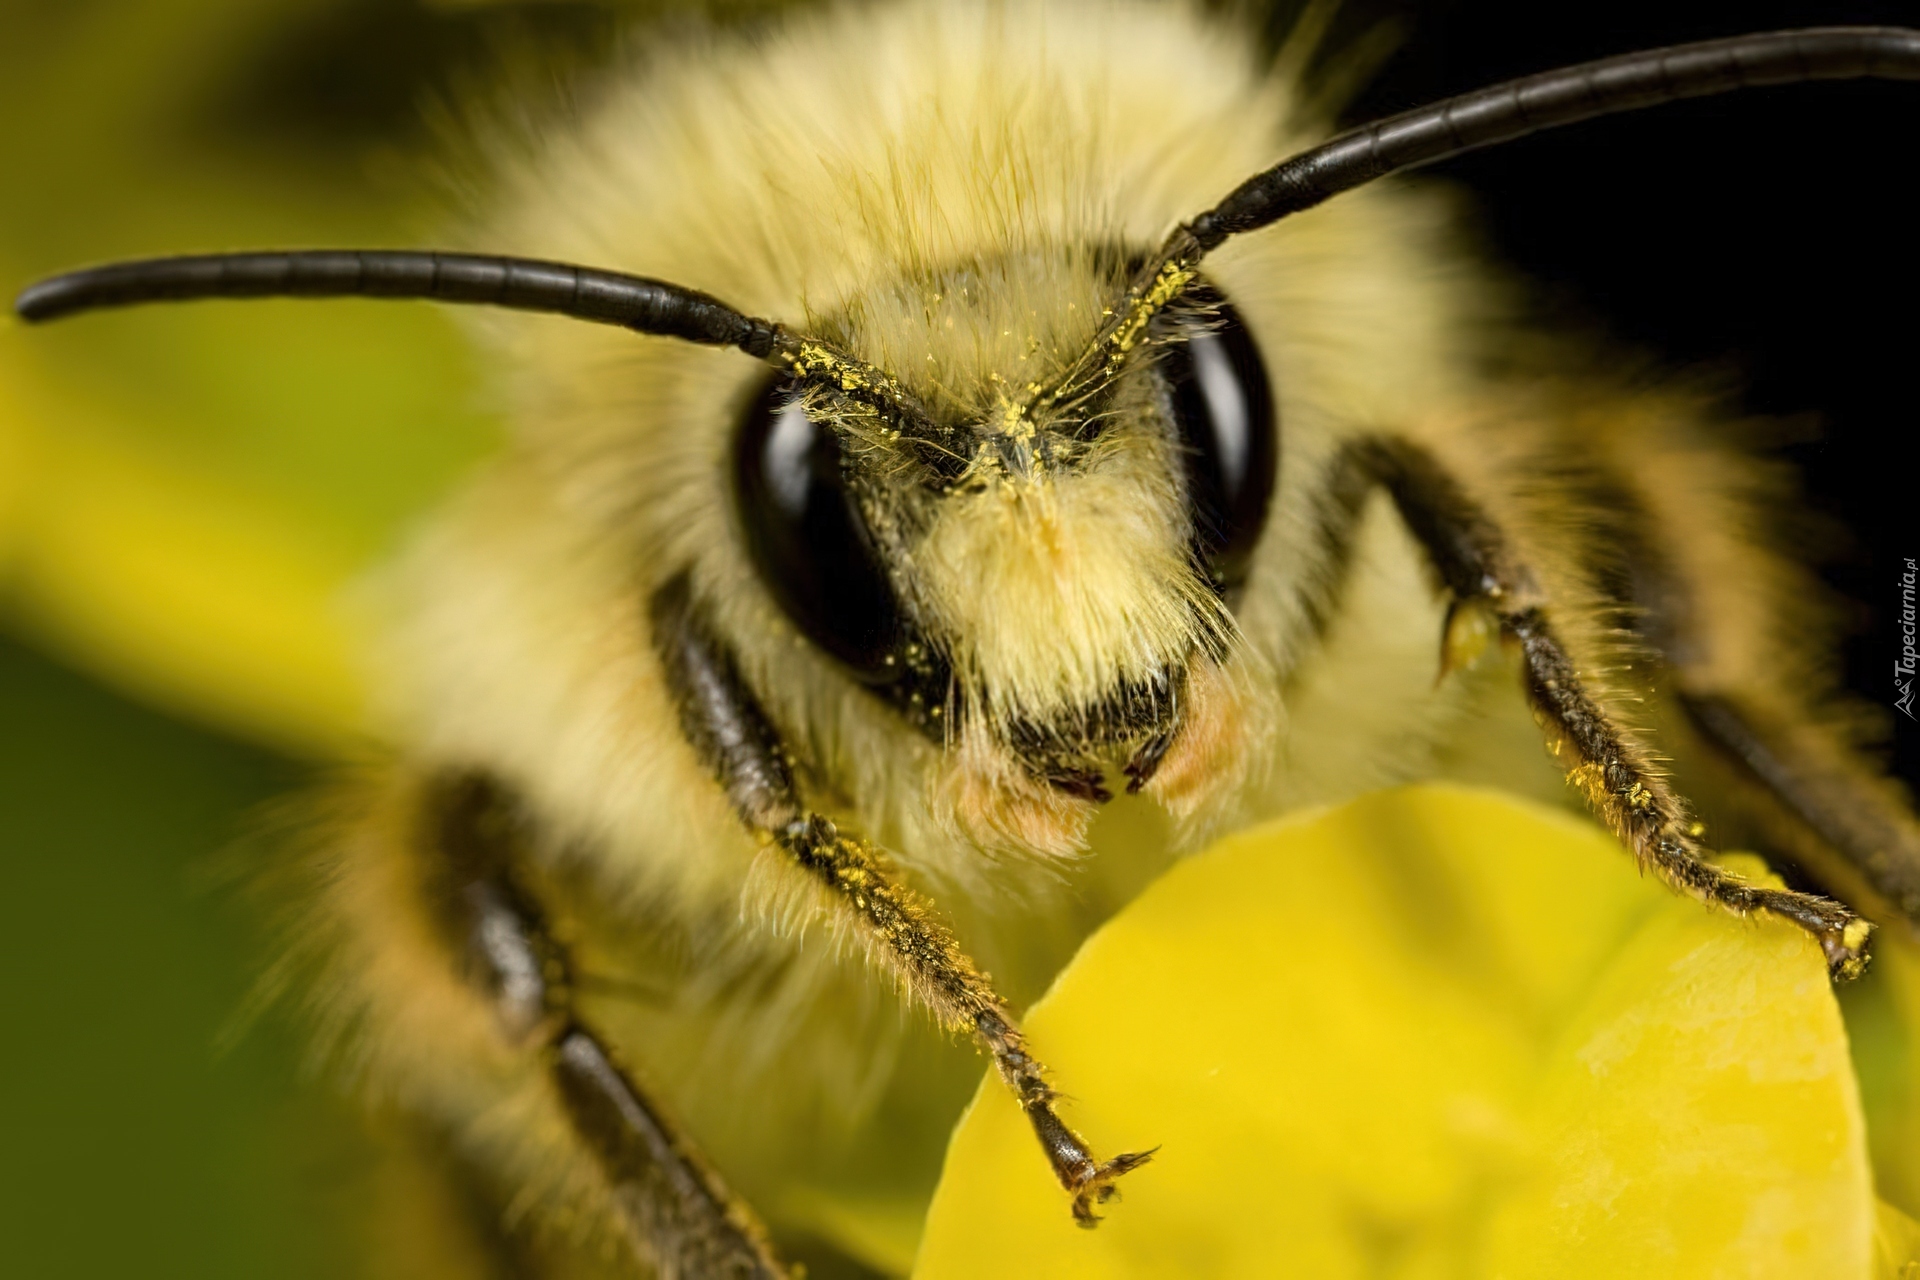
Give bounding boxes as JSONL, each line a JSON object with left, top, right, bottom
{"left": 1068, "top": 1148, "right": 1157, "bottom": 1228}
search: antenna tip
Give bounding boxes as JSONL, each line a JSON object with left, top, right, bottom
{"left": 14, "top": 276, "right": 73, "bottom": 323}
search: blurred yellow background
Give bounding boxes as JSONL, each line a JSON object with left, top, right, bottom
{"left": 0, "top": 0, "right": 518, "bottom": 755}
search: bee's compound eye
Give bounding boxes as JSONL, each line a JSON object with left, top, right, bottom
{"left": 733, "top": 375, "right": 903, "bottom": 677}
{"left": 1158, "top": 296, "right": 1277, "bottom": 590}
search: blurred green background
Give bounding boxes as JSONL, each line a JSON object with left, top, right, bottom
{"left": 3, "top": 0, "right": 1918, "bottom": 1276}
{"left": 0, "top": 633, "right": 344, "bottom": 1277}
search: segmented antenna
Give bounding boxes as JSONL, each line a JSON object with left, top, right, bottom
{"left": 1187, "top": 26, "right": 1920, "bottom": 249}
{"left": 12, "top": 250, "right": 780, "bottom": 358}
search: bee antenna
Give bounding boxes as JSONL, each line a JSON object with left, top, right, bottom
{"left": 12, "top": 250, "right": 781, "bottom": 359}
{"left": 1186, "top": 26, "right": 1920, "bottom": 250}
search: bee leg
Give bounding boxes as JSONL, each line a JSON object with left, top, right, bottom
{"left": 649, "top": 573, "right": 1153, "bottom": 1226}
{"left": 1566, "top": 402, "right": 1920, "bottom": 942}
{"left": 1679, "top": 691, "right": 1920, "bottom": 932}
{"left": 1356, "top": 436, "right": 1873, "bottom": 981}
{"left": 425, "top": 772, "right": 792, "bottom": 1279}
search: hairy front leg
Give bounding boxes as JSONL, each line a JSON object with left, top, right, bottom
{"left": 649, "top": 573, "right": 1152, "bottom": 1226}
{"left": 1356, "top": 436, "right": 1873, "bottom": 980}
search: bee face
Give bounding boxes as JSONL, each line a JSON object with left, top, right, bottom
{"left": 729, "top": 244, "right": 1280, "bottom": 850}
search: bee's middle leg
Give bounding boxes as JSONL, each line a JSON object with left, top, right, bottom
{"left": 423, "top": 772, "right": 790, "bottom": 1278}
{"left": 648, "top": 572, "right": 1152, "bottom": 1226}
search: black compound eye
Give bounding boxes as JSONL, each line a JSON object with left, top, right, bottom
{"left": 1157, "top": 293, "right": 1277, "bottom": 591}
{"left": 733, "top": 376, "right": 902, "bottom": 677}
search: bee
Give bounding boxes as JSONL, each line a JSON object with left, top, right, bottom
{"left": 15, "top": 3, "right": 1920, "bottom": 1275}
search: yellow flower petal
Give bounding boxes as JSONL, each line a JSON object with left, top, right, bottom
{"left": 916, "top": 784, "right": 1872, "bottom": 1279}
{"left": 1874, "top": 1198, "right": 1920, "bottom": 1279}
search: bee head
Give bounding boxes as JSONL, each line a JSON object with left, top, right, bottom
{"left": 732, "top": 248, "right": 1278, "bottom": 852}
